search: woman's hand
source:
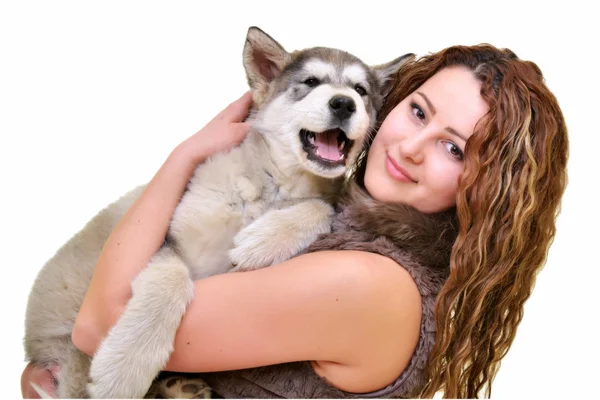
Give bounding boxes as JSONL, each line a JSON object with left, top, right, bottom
{"left": 174, "top": 91, "right": 253, "bottom": 164}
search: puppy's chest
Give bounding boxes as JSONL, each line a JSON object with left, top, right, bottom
{"left": 234, "top": 174, "right": 293, "bottom": 223}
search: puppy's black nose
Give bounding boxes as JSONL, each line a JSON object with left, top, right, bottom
{"left": 329, "top": 96, "right": 356, "bottom": 120}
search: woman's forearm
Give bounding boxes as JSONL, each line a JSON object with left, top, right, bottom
{"left": 72, "top": 145, "right": 205, "bottom": 355}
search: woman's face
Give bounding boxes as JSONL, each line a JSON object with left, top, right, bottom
{"left": 364, "top": 66, "right": 489, "bottom": 213}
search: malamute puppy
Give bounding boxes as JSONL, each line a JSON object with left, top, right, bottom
{"left": 24, "top": 26, "right": 413, "bottom": 398}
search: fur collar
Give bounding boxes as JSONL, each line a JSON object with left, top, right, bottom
{"left": 328, "top": 182, "right": 459, "bottom": 270}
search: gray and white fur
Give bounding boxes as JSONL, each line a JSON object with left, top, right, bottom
{"left": 23, "top": 26, "right": 413, "bottom": 398}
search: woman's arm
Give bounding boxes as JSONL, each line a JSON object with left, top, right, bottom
{"left": 78, "top": 249, "right": 422, "bottom": 393}
{"left": 72, "top": 92, "right": 253, "bottom": 353}
{"left": 168, "top": 250, "right": 423, "bottom": 393}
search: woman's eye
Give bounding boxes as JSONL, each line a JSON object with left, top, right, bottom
{"left": 303, "top": 77, "right": 320, "bottom": 87}
{"left": 410, "top": 103, "right": 425, "bottom": 121}
{"left": 443, "top": 141, "right": 464, "bottom": 161}
{"left": 355, "top": 84, "right": 367, "bottom": 96}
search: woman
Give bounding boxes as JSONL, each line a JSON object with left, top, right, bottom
{"left": 22, "top": 43, "right": 568, "bottom": 398}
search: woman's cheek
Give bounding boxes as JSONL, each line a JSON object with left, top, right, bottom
{"left": 432, "top": 164, "right": 461, "bottom": 202}
{"left": 381, "top": 113, "right": 408, "bottom": 143}
{"left": 445, "top": 169, "right": 462, "bottom": 204}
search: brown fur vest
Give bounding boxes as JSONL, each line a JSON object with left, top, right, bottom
{"left": 154, "top": 182, "right": 458, "bottom": 398}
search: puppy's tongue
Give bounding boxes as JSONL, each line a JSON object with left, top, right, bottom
{"left": 316, "top": 130, "right": 341, "bottom": 160}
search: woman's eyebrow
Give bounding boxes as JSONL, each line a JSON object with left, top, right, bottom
{"left": 416, "top": 91, "right": 468, "bottom": 142}
{"left": 446, "top": 126, "right": 468, "bottom": 142}
{"left": 416, "top": 91, "right": 436, "bottom": 115}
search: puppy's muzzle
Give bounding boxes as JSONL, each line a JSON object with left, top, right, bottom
{"left": 329, "top": 95, "right": 356, "bottom": 120}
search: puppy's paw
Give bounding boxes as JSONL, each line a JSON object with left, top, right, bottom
{"left": 228, "top": 224, "right": 278, "bottom": 272}
{"left": 88, "top": 340, "right": 154, "bottom": 399}
{"left": 153, "top": 375, "right": 213, "bottom": 399}
{"left": 228, "top": 213, "right": 294, "bottom": 272}
{"left": 89, "top": 247, "right": 193, "bottom": 398}
{"left": 88, "top": 322, "right": 173, "bottom": 398}
{"left": 229, "top": 202, "right": 333, "bottom": 272}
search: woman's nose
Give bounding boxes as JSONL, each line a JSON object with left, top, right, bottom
{"left": 398, "top": 134, "right": 425, "bottom": 164}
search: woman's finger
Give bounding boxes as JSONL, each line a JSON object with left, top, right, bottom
{"left": 216, "top": 91, "right": 253, "bottom": 122}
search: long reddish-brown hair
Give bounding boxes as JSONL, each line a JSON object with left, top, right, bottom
{"left": 353, "top": 44, "right": 569, "bottom": 398}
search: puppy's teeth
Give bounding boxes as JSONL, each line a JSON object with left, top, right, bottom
{"left": 308, "top": 132, "right": 316, "bottom": 145}
{"left": 338, "top": 154, "right": 344, "bottom": 161}
{"left": 338, "top": 141, "right": 345, "bottom": 151}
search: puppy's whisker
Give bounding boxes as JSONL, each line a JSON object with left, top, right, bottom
{"left": 287, "top": 107, "right": 316, "bottom": 115}
{"left": 363, "top": 127, "right": 377, "bottom": 143}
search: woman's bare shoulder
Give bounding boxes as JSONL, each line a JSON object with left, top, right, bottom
{"left": 308, "top": 250, "right": 423, "bottom": 393}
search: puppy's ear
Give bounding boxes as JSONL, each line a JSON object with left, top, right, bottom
{"left": 372, "top": 53, "right": 415, "bottom": 98}
{"left": 243, "top": 27, "right": 291, "bottom": 102}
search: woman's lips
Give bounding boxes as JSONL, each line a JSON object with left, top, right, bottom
{"left": 385, "top": 155, "right": 417, "bottom": 183}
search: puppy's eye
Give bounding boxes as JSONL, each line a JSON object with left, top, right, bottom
{"left": 355, "top": 84, "right": 367, "bottom": 96}
{"left": 303, "top": 77, "right": 320, "bottom": 87}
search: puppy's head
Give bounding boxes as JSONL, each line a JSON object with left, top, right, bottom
{"left": 243, "top": 27, "right": 413, "bottom": 179}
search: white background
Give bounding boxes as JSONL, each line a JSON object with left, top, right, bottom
{"left": 1, "top": 0, "right": 598, "bottom": 398}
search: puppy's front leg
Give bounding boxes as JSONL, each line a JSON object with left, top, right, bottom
{"left": 88, "top": 246, "right": 194, "bottom": 399}
{"left": 229, "top": 199, "right": 334, "bottom": 271}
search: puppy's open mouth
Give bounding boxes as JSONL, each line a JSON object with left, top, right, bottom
{"left": 300, "top": 128, "right": 354, "bottom": 166}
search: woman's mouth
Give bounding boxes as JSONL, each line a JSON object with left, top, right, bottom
{"left": 385, "top": 155, "right": 417, "bottom": 183}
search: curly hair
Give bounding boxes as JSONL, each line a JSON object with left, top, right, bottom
{"left": 353, "top": 44, "right": 569, "bottom": 398}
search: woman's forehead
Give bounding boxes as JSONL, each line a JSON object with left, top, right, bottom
{"left": 418, "top": 66, "right": 489, "bottom": 138}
